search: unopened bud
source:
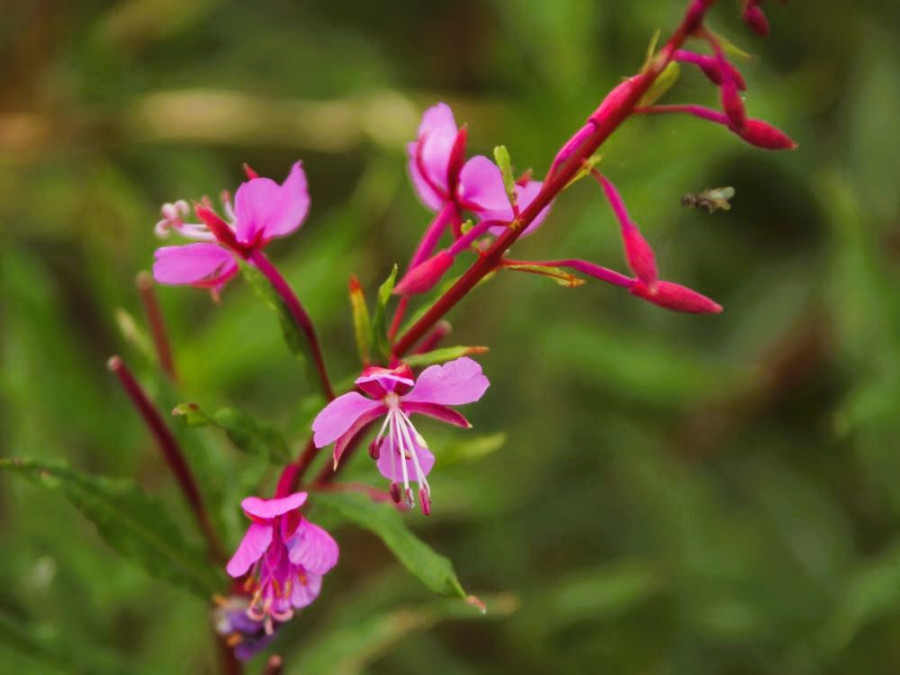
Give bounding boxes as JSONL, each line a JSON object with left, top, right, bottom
{"left": 721, "top": 78, "right": 747, "bottom": 131}
{"left": 629, "top": 279, "right": 723, "bottom": 314}
{"left": 734, "top": 118, "right": 798, "bottom": 150}
{"left": 243, "top": 163, "right": 259, "bottom": 180}
{"left": 622, "top": 225, "right": 658, "bottom": 285}
{"left": 742, "top": 5, "right": 770, "bottom": 36}
{"left": 393, "top": 251, "right": 454, "bottom": 296}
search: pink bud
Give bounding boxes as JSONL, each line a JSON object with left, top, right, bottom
{"left": 721, "top": 78, "right": 747, "bottom": 131}
{"left": 622, "top": 225, "right": 658, "bottom": 285}
{"left": 629, "top": 279, "right": 722, "bottom": 314}
{"left": 393, "top": 250, "right": 454, "bottom": 296}
{"left": 735, "top": 118, "right": 798, "bottom": 150}
{"left": 549, "top": 122, "right": 595, "bottom": 178}
{"left": 589, "top": 75, "right": 644, "bottom": 127}
{"left": 243, "top": 163, "right": 259, "bottom": 180}
{"left": 743, "top": 5, "right": 770, "bottom": 36}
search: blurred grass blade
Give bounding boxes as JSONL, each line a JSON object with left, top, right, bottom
{"left": 313, "top": 491, "right": 468, "bottom": 599}
{"left": 0, "top": 458, "right": 222, "bottom": 598}
{"left": 349, "top": 275, "right": 372, "bottom": 365}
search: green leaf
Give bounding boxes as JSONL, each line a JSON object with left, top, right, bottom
{"left": 238, "top": 259, "right": 306, "bottom": 358}
{"left": 370, "top": 264, "right": 398, "bottom": 362}
{"left": 404, "top": 346, "right": 489, "bottom": 369}
{"left": 289, "top": 593, "right": 517, "bottom": 675}
{"left": 348, "top": 275, "right": 371, "bottom": 365}
{"left": 638, "top": 61, "right": 680, "bottom": 107}
{"left": 493, "top": 145, "right": 517, "bottom": 206}
{"left": 313, "top": 491, "right": 467, "bottom": 598}
{"left": 0, "top": 458, "right": 221, "bottom": 598}
{"left": 173, "top": 403, "right": 290, "bottom": 465}
{"left": 501, "top": 263, "right": 585, "bottom": 287}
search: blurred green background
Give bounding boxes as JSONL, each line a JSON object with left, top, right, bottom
{"left": 3, "top": 0, "right": 900, "bottom": 673}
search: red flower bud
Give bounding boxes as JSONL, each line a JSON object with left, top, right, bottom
{"left": 393, "top": 251, "right": 454, "bottom": 296}
{"left": 743, "top": 5, "right": 770, "bottom": 36}
{"left": 629, "top": 279, "right": 723, "bottom": 314}
{"left": 735, "top": 118, "right": 798, "bottom": 150}
{"left": 721, "top": 78, "right": 747, "bottom": 130}
{"left": 622, "top": 225, "right": 658, "bottom": 285}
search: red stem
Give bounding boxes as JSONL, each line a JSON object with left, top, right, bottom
{"left": 391, "top": 2, "right": 708, "bottom": 358}
{"left": 248, "top": 251, "right": 335, "bottom": 400}
{"left": 109, "top": 356, "right": 226, "bottom": 563}
{"left": 136, "top": 272, "right": 177, "bottom": 381}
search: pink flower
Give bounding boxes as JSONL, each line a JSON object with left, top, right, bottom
{"left": 312, "top": 358, "right": 489, "bottom": 513}
{"left": 153, "top": 162, "right": 310, "bottom": 295}
{"left": 226, "top": 492, "right": 338, "bottom": 633}
{"left": 408, "top": 104, "right": 551, "bottom": 234}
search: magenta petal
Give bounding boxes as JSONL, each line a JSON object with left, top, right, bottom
{"left": 403, "top": 402, "right": 471, "bottom": 429}
{"left": 403, "top": 357, "right": 489, "bottom": 406}
{"left": 233, "top": 177, "right": 281, "bottom": 244}
{"left": 226, "top": 522, "right": 273, "bottom": 577}
{"left": 515, "top": 181, "right": 551, "bottom": 236}
{"left": 153, "top": 243, "right": 237, "bottom": 286}
{"left": 376, "top": 435, "right": 436, "bottom": 482}
{"left": 334, "top": 404, "right": 387, "bottom": 466}
{"left": 260, "top": 161, "right": 310, "bottom": 240}
{"left": 287, "top": 519, "right": 339, "bottom": 575}
{"left": 241, "top": 492, "right": 308, "bottom": 519}
{"left": 290, "top": 572, "right": 323, "bottom": 609}
{"left": 457, "top": 156, "right": 510, "bottom": 213}
{"left": 355, "top": 371, "right": 415, "bottom": 393}
{"left": 312, "top": 393, "right": 383, "bottom": 448}
{"left": 407, "top": 142, "right": 445, "bottom": 211}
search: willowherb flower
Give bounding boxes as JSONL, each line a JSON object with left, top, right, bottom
{"left": 213, "top": 595, "right": 280, "bottom": 661}
{"left": 153, "top": 162, "right": 310, "bottom": 296}
{"left": 408, "top": 103, "right": 551, "bottom": 231}
{"left": 226, "top": 492, "right": 338, "bottom": 634}
{"left": 312, "top": 357, "right": 489, "bottom": 513}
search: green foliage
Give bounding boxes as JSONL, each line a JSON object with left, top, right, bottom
{"left": 173, "top": 402, "right": 290, "bottom": 464}
{"left": 314, "top": 491, "right": 468, "bottom": 599}
{"left": 238, "top": 259, "right": 307, "bottom": 358}
{"left": 0, "top": 458, "right": 221, "bottom": 599}
{"left": 370, "top": 264, "right": 398, "bottom": 362}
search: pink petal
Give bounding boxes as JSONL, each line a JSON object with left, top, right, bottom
{"left": 260, "top": 161, "right": 310, "bottom": 240}
{"left": 403, "top": 402, "right": 472, "bottom": 429}
{"left": 403, "top": 357, "right": 489, "bottom": 406}
{"left": 287, "top": 519, "right": 339, "bottom": 575}
{"left": 226, "top": 522, "right": 273, "bottom": 577}
{"left": 376, "top": 435, "right": 436, "bottom": 482}
{"left": 312, "top": 392, "right": 383, "bottom": 448}
{"left": 407, "top": 142, "right": 445, "bottom": 211}
{"left": 484, "top": 180, "right": 551, "bottom": 237}
{"left": 334, "top": 403, "right": 387, "bottom": 466}
{"left": 355, "top": 370, "right": 415, "bottom": 397}
{"left": 241, "top": 492, "right": 308, "bottom": 520}
{"left": 234, "top": 177, "right": 281, "bottom": 245}
{"left": 152, "top": 243, "right": 237, "bottom": 287}
{"left": 290, "top": 572, "right": 323, "bottom": 609}
{"left": 457, "top": 156, "right": 509, "bottom": 213}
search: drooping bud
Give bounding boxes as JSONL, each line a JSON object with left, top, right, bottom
{"left": 734, "top": 118, "right": 798, "bottom": 150}
{"left": 629, "top": 279, "right": 723, "bottom": 314}
{"left": 596, "top": 174, "right": 658, "bottom": 284}
{"left": 393, "top": 251, "right": 454, "bottom": 296}
{"left": 743, "top": 5, "right": 770, "bottom": 36}
{"left": 720, "top": 66, "right": 747, "bottom": 130}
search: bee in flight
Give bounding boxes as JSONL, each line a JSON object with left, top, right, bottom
{"left": 681, "top": 186, "right": 735, "bottom": 213}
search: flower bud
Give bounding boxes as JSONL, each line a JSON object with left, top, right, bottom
{"left": 622, "top": 225, "right": 659, "bottom": 285}
{"left": 630, "top": 279, "right": 723, "bottom": 314}
{"left": 743, "top": 5, "right": 770, "bottom": 36}
{"left": 721, "top": 78, "right": 747, "bottom": 131}
{"left": 734, "top": 118, "right": 798, "bottom": 150}
{"left": 393, "top": 251, "right": 454, "bottom": 296}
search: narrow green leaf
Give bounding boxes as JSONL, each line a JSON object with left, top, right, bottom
{"left": 349, "top": 275, "right": 371, "bottom": 365}
{"left": 638, "top": 61, "right": 680, "bottom": 107}
{"left": 370, "top": 264, "right": 398, "bottom": 361}
{"left": 493, "top": 145, "right": 517, "bottom": 206}
{"left": 404, "top": 346, "right": 489, "bottom": 369}
{"left": 502, "top": 263, "right": 585, "bottom": 287}
{"left": 642, "top": 28, "right": 662, "bottom": 70}
{"left": 564, "top": 153, "right": 603, "bottom": 189}
{"left": 290, "top": 593, "right": 517, "bottom": 675}
{"left": 0, "top": 458, "right": 221, "bottom": 598}
{"left": 173, "top": 403, "right": 290, "bottom": 465}
{"left": 238, "top": 259, "right": 306, "bottom": 357}
{"left": 313, "top": 491, "right": 467, "bottom": 598}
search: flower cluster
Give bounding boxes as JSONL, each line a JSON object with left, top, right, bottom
{"left": 135, "top": 0, "right": 797, "bottom": 664}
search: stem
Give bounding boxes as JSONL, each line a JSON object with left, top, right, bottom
{"left": 248, "top": 251, "right": 335, "bottom": 400}
{"left": 389, "top": 203, "right": 459, "bottom": 339}
{"left": 633, "top": 103, "right": 729, "bottom": 125}
{"left": 391, "top": 1, "right": 707, "bottom": 358}
{"left": 108, "top": 356, "right": 226, "bottom": 564}
{"left": 274, "top": 438, "right": 318, "bottom": 497}
{"left": 136, "top": 272, "right": 177, "bottom": 381}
